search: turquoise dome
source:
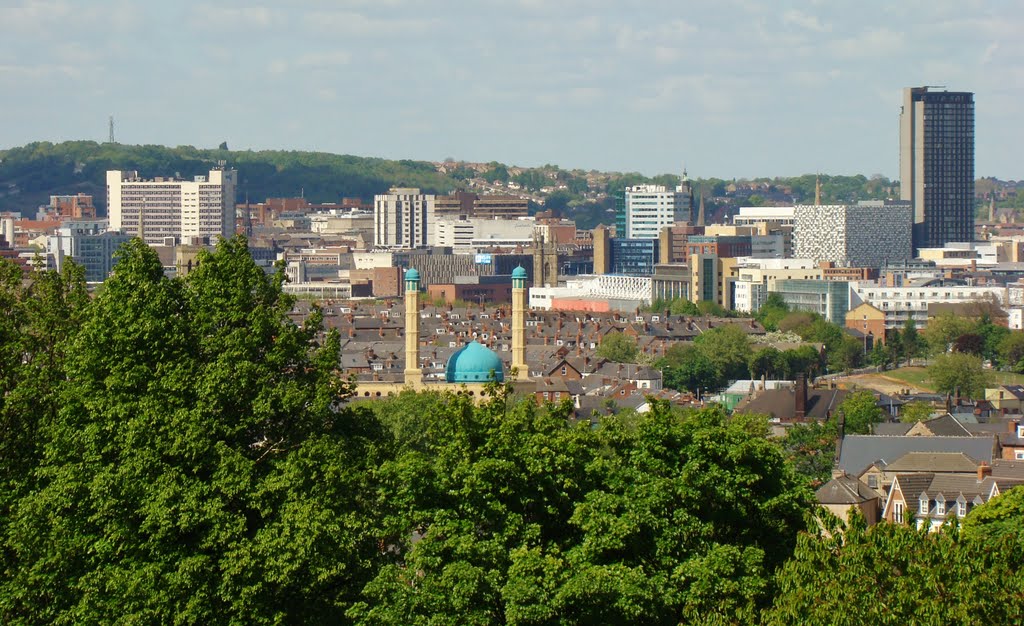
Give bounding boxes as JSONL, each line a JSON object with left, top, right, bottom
{"left": 512, "top": 265, "right": 527, "bottom": 279}
{"left": 446, "top": 341, "right": 505, "bottom": 383}
{"left": 405, "top": 268, "right": 420, "bottom": 281}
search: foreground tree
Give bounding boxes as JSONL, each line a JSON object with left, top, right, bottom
{"left": 780, "top": 418, "right": 839, "bottom": 486}
{"left": 766, "top": 515, "right": 1024, "bottom": 625}
{"left": 352, "top": 401, "right": 813, "bottom": 624}
{"left": 2, "top": 238, "right": 386, "bottom": 624}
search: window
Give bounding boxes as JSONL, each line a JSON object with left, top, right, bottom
{"left": 919, "top": 496, "right": 929, "bottom": 515}
{"left": 958, "top": 501, "right": 967, "bottom": 517}
{"left": 893, "top": 501, "right": 904, "bottom": 524}
{"left": 561, "top": 366, "right": 567, "bottom": 375}
{"left": 1016, "top": 450, "right": 1024, "bottom": 460}
{"left": 936, "top": 500, "right": 945, "bottom": 516}
{"left": 867, "top": 474, "right": 877, "bottom": 489}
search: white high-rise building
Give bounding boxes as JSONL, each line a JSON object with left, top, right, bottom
{"left": 623, "top": 185, "right": 679, "bottom": 239}
{"left": 106, "top": 169, "right": 237, "bottom": 244}
{"left": 374, "top": 187, "right": 435, "bottom": 249}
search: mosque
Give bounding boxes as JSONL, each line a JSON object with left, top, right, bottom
{"left": 352, "top": 265, "right": 534, "bottom": 398}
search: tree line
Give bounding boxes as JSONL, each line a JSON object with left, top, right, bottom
{"left": 2, "top": 245, "right": 1024, "bottom": 623}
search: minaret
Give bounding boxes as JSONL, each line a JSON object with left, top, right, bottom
{"left": 511, "top": 265, "right": 528, "bottom": 380}
{"left": 815, "top": 174, "right": 822, "bottom": 206}
{"left": 696, "top": 188, "right": 706, "bottom": 227}
{"left": 404, "top": 268, "right": 422, "bottom": 387}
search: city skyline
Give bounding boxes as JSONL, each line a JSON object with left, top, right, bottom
{"left": 1, "top": 1, "right": 1021, "bottom": 179}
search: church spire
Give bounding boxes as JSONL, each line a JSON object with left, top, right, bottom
{"left": 697, "top": 187, "right": 706, "bottom": 227}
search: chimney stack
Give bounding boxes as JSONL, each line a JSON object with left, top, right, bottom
{"left": 795, "top": 373, "right": 807, "bottom": 419}
{"left": 977, "top": 463, "right": 992, "bottom": 482}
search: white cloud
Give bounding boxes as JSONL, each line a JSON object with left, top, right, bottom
{"left": 193, "top": 5, "right": 280, "bottom": 29}
{"left": 981, "top": 41, "right": 999, "bottom": 64}
{"left": 782, "top": 9, "right": 830, "bottom": 33}
{"left": 828, "top": 27, "right": 906, "bottom": 59}
{"left": 302, "top": 10, "right": 438, "bottom": 35}
{"left": 296, "top": 50, "right": 352, "bottom": 68}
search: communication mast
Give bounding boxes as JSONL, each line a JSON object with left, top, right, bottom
{"left": 108, "top": 116, "right": 115, "bottom": 143}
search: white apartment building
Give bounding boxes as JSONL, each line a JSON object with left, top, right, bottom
{"left": 850, "top": 280, "right": 1007, "bottom": 331}
{"left": 373, "top": 187, "right": 435, "bottom": 249}
{"left": 432, "top": 216, "right": 535, "bottom": 252}
{"left": 624, "top": 185, "right": 679, "bottom": 239}
{"left": 107, "top": 169, "right": 237, "bottom": 245}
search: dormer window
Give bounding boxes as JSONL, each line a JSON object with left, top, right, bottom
{"left": 958, "top": 500, "right": 967, "bottom": 517}
{"left": 919, "top": 496, "right": 929, "bottom": 515}
{"left": 935, "top": 499, "right": 945, "bottom": 516}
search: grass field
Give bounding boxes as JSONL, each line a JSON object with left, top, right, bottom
{"left": 880, "top": 366, "right": 1024, "bottom": 392}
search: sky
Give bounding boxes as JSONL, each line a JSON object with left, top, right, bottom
{"left": 1, "top": 0, "right": 1021, "bottom": 180}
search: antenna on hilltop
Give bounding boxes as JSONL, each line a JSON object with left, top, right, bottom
{"left": 108, "top": 116, "right": 115, "bottom": 144}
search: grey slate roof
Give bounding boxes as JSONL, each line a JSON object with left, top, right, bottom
{"left": 872, "top": 422, "right": 914, "bottom": 436}
{"left": 883, "top": 452, "right": 980, "bottom": 473}
{"left": 816, "top": 474, "right": 879, "bottom": 505}
{"left": 925, "top": 413, "right": 975, "bottom": 436}
{"left": 837, "top": 435, "right": 996, "bottom": 476}
{"left": 991, "top": 460, "right": 1024, "bottom": 480}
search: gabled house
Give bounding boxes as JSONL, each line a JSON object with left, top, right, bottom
{"left": 999, "top": 419, "right": 1024, "bottom": 460}
{"left": 816, "top": 473, "right": 880, "bottom": 526}
{"left": 882, "top": 466, "right": 1024, "bottom": 531}
{"left": 985, "top": 385, "right": 1024, "bottom": 414}
{"left": 733, "top": 374, "right": 846, "bottom": 423}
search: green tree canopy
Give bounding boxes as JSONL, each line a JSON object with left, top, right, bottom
{"left": 595, "top": 331, "right": 639, "bottom": 363}
{"left": 999, "top": 331, "right": 1024, "bottom": 373}
{"left": 2, "top": 238, "right": 385, "bottom": 624}
{"left": 658, "top": 344, "right": 723, "bottom": 394}
{"left": 838, "top": 390, "right": 886, "bottom": 435}
{"left": 899, "top": 401, "right": 937, "bottom": 423}
{"left": 928, "top": 352, "right": 989, "bottom": 398}
{"left": 922, "top": 313, "right": 977, "bottom": 355}
{"left": 694, "top": 323, "right": 753, "bottom": 382}
{"left": 766, "top": 515, "right": 1024, "bottom": 625}
{"left": 755, "top": 293, "right": 790, "bottom": 331}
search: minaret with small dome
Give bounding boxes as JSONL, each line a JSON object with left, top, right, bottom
{"left": 403, "top": 268, "right": 422, "bottom": 387}
{"left": 511, "top": 265, "right": 528, "bottom": 380}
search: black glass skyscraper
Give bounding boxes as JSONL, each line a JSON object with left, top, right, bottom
{"left": 899, "top": 87, "right": 975, "bottom": 251}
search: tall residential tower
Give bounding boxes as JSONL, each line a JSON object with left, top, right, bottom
{"left": 107, "top": 169, "right": 237, "bottom": 244}
{"left": 899, "top": 86, "right": 975, "bottom": 251}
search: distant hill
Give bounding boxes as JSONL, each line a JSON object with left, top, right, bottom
{"left": 0, "top": 141, "right": 461, "bottom": 216}
{"left": 10, "top": 140, "right": 1009, "bottom": 229}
